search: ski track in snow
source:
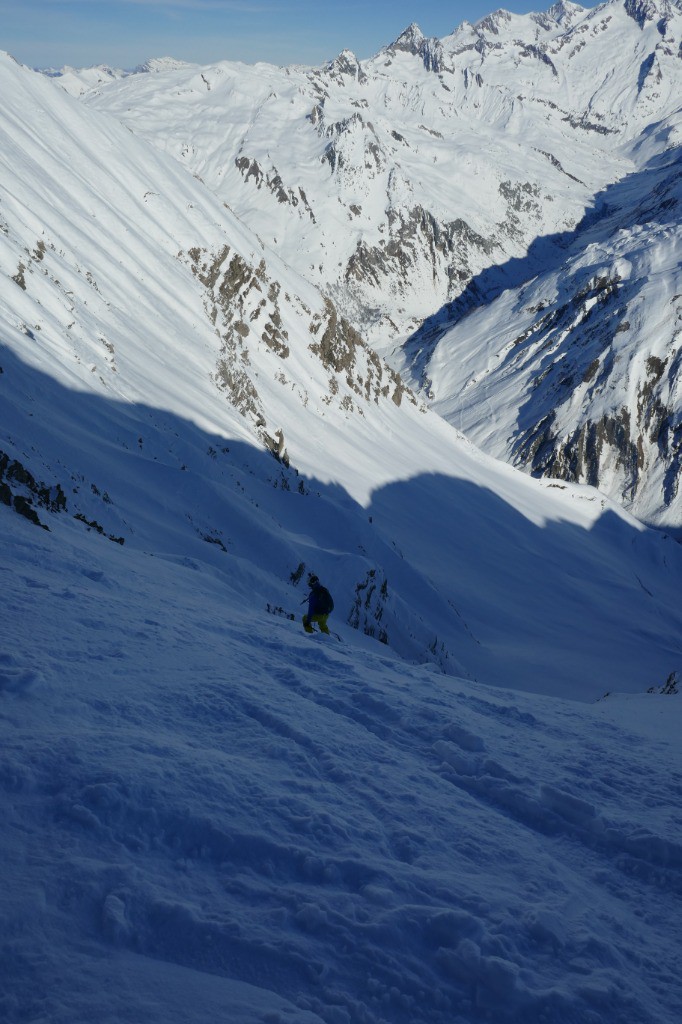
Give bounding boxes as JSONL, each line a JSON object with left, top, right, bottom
{"left": 2, "top": 516, "right": 681, "bottom": 1024}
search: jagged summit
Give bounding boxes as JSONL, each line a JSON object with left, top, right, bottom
{"left": 474, "top": 2, "right": 590, "bottom": 37}
{"left": 389, "top": 22, "right": 426, "bottom": 52}
{"left": 383, "top": 22, "right": 444, "bottom": 71}
{"left": 546, "top": 0, "right": 586, "bottom": 20}
{"left": 554, "top": 0, "right": 586, "bottom": 13}
{"left": 475, "top": 8, "right": 514, "bottom": 33}
{"left": 623, "top": 0, "right": 682, "bottom": 26}
{"left": 529, "top": 1, "right": 588, "bottom": 33}
{"left": 326, "top": 48, "right": 365, "bottom": 80}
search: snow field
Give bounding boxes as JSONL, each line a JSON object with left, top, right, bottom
{"left": 1, "top": 511, "right": 681, "bottom": 1024}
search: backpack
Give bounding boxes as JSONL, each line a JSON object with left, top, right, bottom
{"left": 315, "top": 585, "right": 334, "bottom": 615}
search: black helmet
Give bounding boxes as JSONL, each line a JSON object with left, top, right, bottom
{"left": 308, "top": 574, "right": 319, "bottom": 587}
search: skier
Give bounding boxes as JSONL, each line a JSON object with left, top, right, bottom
{"left": 302, "top": 574, "right": 334, "bottom": 634}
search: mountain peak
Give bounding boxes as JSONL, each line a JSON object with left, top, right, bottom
{"left": 134, "top": 56, "right": 194, "bottom": 74}
{"left": 391, "top": 23, "right": 426, "bottom": 53}
{"left": 327, "top": 48, "right": 365, "bottom": 80}
{"left": 546, "top": 0, "right": 586, "bottom": 22}
{"left": 475, "top": 8, "right": 514, "bottom": 34}
{"left": 40, "top": 62, "right": 122, "bottom": 79}
{"left": 385, "top": 22, "right": 445, "bottom": 71}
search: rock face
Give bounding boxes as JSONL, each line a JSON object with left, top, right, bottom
{"left": 186, "top": 244, "right": 415, "bottom": 455}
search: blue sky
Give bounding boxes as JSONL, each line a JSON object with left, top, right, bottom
{"left": 2, "top": 0, "right": 557, "bottom": 70}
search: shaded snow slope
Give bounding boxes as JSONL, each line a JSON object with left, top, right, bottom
{"left": 4, "top": 338, "right": 682, "bottom": 704}
{"left": 1, "top": 509, "right": 681, "bottom": 1024}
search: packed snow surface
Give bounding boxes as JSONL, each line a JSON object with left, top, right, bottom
{"left": 1, "top": 11, "right": 682, "bottom": 1024}
{"left": 2, "top": 511, "right": 682, "bottom": 1024}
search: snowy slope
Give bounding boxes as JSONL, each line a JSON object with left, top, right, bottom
{"left": 401, "top": 115, "right": 682, "bottom": 531}
{"left": 47, "top": 57, "right": 195, "bottom": 99}
{"left": 2, "top": 36, "right": 682, "bottom": 1024}
{"left": 56, "top": 0, "right": 682, "bottom": 527}
{"left": 2, "top": 499, "right": 681, "bottom": 1024}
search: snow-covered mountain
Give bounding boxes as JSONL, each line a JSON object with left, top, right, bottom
{"left": 2, "top": 47, "right": 681, "bottom": 697}
{"left": 62, "top": 0, "right": 682, "bottom": 528}
{"left": 46, "top": 57, "right": 195, "bottom": 98}
{"left": 402, "top": 124, "right": 682, "bottom": 531}
{"left": 2, "top": 24, "right": 682, "bottom": 1024}
{"left": 73, "top": 0, "right": 682, "bottom": 347}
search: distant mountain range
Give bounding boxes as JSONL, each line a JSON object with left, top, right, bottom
{"left": 49, "top": 0, "right": 682, "bottom": 529}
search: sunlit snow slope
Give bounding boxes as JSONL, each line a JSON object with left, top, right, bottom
{"left": 61, "top": 0, "right": 682, "bottom": 529}
{"left": 399, "top": 113, "right": 682, "bottom": 531}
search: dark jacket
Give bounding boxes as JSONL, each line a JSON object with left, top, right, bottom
{"left": 307, "top": 582, "right": 333, "bottom": 617}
